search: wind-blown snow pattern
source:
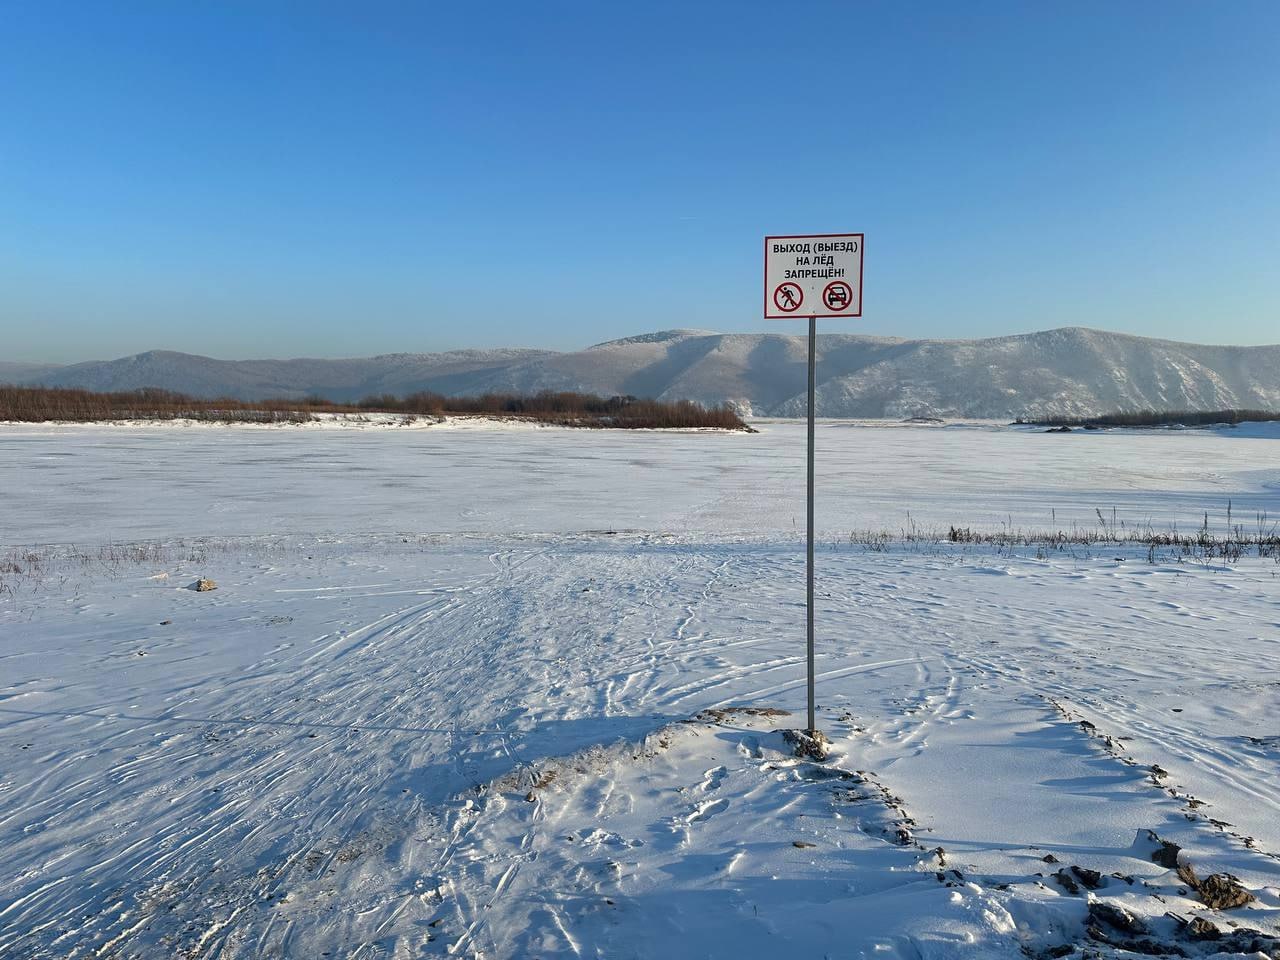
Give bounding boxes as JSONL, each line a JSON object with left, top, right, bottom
{"left": 2, "top": 421, "right": 1279, "bottom": 958}
{"left": 12, "top": 326, "right": 1280, "bottom": 418}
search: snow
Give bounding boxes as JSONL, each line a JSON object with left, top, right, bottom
{"left": 2, "top": 421, "right": 1279, "bottom": 958}
{"left": 2, "top": 419, "right": 1278, "bottom": 545}
{"left": 0, "top": 412, "right": 564, "bottom": 431}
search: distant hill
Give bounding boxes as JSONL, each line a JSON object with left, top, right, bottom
{"left": 6, "top": 328, "right": 1279, "bottom": 419}
{"left": 0, "top": 361, "right": 62, "bottom": 383}
{"left": 23, "top": 348, "right": 557, "bottom": 403}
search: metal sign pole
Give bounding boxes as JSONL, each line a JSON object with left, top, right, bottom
{"left": 765, "top": 232, "right": 861, "bottom": 741}
{"left": 806, "top": 314, "right": 816, "bottom": 736}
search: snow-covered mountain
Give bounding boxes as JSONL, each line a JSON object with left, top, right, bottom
{"left": 0, "top": 361, "right": 61, "bottom": 383}
{"left": 8, "top": 327, "right": 1279, "bottom": 418}
{"left": 22, "top": 348, "right": 557, "bottom": 403}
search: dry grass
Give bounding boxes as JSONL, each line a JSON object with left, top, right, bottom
{"left": 847, "top": 506, "right": 1279, "bottom": 563}
{"left": 0, "top": 538, "right": 247, "bottom": 601}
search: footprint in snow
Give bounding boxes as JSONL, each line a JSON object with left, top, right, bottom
{"left": 698, "top": 765, "right": 728, "bottom": 792}
{"left": 688, "top": 797, "right": 729, "bottom": 823}
{"left": 577, "top": 829, "right": 640, "bottom": 848}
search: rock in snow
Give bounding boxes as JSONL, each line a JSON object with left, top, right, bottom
{"left": 1194, "top": 872, "right": 1256, "bottom": 910}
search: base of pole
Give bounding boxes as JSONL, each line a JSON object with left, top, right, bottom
{"left": 784, "top": 727, "right": 829, "bottom": 761}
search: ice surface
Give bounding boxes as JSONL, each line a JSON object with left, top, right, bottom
{"left": 1, "top": 419, "right": 1277, "bottom": 545}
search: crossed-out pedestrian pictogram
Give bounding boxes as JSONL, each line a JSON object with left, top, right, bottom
{"left": 773, "top": 282, "right": 803, "bottom": 313}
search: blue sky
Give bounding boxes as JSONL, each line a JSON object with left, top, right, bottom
{"left": 2, "top": 1, "right": 1277, "bottom": 362}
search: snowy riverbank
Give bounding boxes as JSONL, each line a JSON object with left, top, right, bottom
{"left": 2, "top": 536, "right": 1278, "bottom": 957}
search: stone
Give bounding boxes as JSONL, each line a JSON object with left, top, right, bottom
{"left": 1052, "top": 869, "right": 1080, "bottom": 895}
{"left": 1196, "top": 873, "right": 1254, "bottom": 910}
{"left": 1152, "top": 837, "right": 1182, "bottom": 869}
{"left": 1185, "top": 917, "right": 1220, "bottom": 941}
{"left": 1071, "top": 865, "right": 1103, "bottom": 889}
{"left": 1176, "top": 860, "right": 1199, "bottom": 890}
{"left": 1088, "top": 901, "right": 1149, "bottom": 936}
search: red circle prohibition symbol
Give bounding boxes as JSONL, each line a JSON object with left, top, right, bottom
{"left": 822, "top": 280, "right": 853, "bottom": 312}
{"left": 773, "top": 282, "right": 803, "bottom": 312}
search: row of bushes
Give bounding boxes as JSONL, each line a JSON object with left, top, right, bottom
{"left": 0, "top": 385, "right": 749, "bottom": 430}
{"left": 0, "top": 387, "right": 321, "bottom": 423}
{"left": 350, "top": 390, "right": 748, "bottom": 429}
{"left": 1022, "top": 408, "right": 1279, "bottom": 428}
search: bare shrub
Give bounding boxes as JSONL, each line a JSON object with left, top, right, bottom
{"left": 0, "top": 385, "right": 749, "bottom": 430}
{"left": 1026, "top": 408, "right": 1279, "bottom": 428}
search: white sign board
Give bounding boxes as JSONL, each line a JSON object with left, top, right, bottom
{"left": 764, "top": 233, "right": 863, "bottom": 319}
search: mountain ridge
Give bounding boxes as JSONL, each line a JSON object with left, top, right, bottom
{"left": 6, "top": 327, "right": 1279, "bottom": 419}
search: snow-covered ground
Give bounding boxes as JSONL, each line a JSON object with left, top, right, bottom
{"left": 1, "top": 422, "right": 1278, "bottom": 958}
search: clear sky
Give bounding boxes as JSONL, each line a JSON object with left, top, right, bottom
{"left": 3, "top": 1, "right": 1277, "bottom": 362}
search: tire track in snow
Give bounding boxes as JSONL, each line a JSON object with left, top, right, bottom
{"left": 1, "top": 548, "right": 574, "bottom": 958}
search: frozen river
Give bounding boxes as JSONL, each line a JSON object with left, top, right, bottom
{"left": 2, "top": 419, "right": 1278, "bottom": 544}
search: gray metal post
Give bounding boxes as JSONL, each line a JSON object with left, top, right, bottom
{"left": 806, "top": 314, "right": 816, "bottom": 736}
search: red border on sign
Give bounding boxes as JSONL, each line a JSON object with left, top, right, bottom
{"left": 764, "top": 233, "right": 864, "bottom": 319}
{"left": 822, "top": 280, "right": 853, "bottom": 312}
{"left": 773, "top": 282, "right": 803, "bottom": 313}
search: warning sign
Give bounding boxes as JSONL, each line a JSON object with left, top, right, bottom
{"left": 764, "top": 234, "right": 862, "bottom": 319}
